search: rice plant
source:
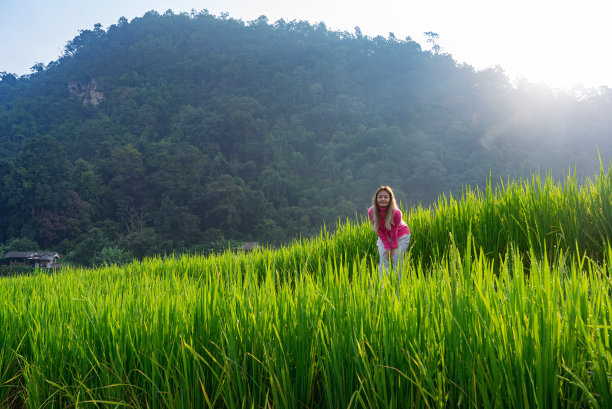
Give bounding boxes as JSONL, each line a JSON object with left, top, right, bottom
{"left": 1, "top": 165, "right": 612, "bottom": 408}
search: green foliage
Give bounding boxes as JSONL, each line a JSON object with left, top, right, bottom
{"left": 1, "top": 237, "right": 39, "bottom": 253}
{"left": 1, "top": 10, "right": 612, "bottom": 261}
{"left": 407, "top": 162, "right": 612, "bottom": 270}
{"left": 0, "top": 238, "right": 610, "bottom": 407}
{"left": 1, "top": 164, "right": 612, "bottom": 407}
{"left": 0, "top": 264, "right": 33, "bottom": 276}
{"left": 67, "top": 227, "right": 109, "bottom": 266}
{"left": 93, "top": 246, "right": 132, "bottom": 266}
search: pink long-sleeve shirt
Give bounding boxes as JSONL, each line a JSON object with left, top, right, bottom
{"left": 368, "top": 206, "right": 410, "bottom": 250}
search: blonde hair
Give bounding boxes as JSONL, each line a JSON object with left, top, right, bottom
{"left": 371, "top": 185, "right": 398, "bottom": 231}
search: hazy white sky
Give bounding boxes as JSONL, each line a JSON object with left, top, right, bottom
{"left": 1, "top": 0, "right": 611, "bottom": 89}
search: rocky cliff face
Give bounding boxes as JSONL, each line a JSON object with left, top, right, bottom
{"left": 68, "top": 79, "right": 104, "bottom": 106}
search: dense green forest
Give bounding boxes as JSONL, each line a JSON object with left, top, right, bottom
{"left": 1, "top": 9, "right": 611, "bottom": 265}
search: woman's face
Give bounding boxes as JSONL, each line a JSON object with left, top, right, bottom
{"left": 377, "top": 191, "right": 391, "bottom": 208}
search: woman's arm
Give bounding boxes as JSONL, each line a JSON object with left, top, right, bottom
{"left": 388, "top": 209, "right": 403, "bottom": 248}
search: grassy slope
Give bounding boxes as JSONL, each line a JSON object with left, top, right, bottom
{"left": 1, "top": 167, "right": 612, "bottom": 408}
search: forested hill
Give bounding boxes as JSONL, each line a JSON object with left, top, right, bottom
{"left": 1, "top": 10, "right": 611, "bottom": 264}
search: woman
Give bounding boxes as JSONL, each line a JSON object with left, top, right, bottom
{"left": 368, "top": 186, "right": 411, "bottom": 280}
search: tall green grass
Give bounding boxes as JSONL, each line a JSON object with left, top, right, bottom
{"left": 408, "top": 163, "right": 612, "bottom": 268}
{"left": 1, "top": 165, "right": 612, "bottom": 408}
{"left": 1, "top": 243, "right": 610, "bottom": 408}
{"left": 200, "top": 161, "right": 612, "bottom": 281}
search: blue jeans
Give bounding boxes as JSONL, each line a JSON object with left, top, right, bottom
{"left": 377, "top": 233, "right": 411, "bottom": 281}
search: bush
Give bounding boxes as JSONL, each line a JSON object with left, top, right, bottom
{"left": 0, "top": 265, "right": 35, "bottom": 277}
{"left": 93, "top": 246, "right": 133, "bottom": 266}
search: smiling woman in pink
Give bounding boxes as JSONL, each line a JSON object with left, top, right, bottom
{"left": 368, "top": 185, "right": 411, "bottom": 280}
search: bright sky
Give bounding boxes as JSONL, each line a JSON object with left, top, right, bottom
{"left": 1, "top": 0, "right": 611, "bottom": 90}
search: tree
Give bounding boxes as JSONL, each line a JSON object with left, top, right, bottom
{"left": 424, "top": 31, "right": 441, "bottom": 55}
{"left": 202, "top": 175, "right": 248, "bottom": 233}
{"left": 99, "top": 144, "right": 147, "bottom": 220}
{"left": 93, "top": 246, "right": 132, "bottom": 266}
{"left": 0, "top": 160, "right": 16, "bottom": 242}
{"left": 16, "top": 135, "right": 71, "bottom": 210}
{"left": 10, "top": 136, "right": 80, "bottom": 246}
{"left": 2, "top": 237, "right": 39, "bottom": 252}
{"left": 69, "top": 228, "right": 109, "bottom": 266}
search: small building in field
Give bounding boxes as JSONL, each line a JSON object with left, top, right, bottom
{"left": 3, "top": 251, "right": 62, "bottom": 269}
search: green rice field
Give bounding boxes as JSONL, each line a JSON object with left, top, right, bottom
{"left": 1, "top": 166, "right": 612, "bottom": 408}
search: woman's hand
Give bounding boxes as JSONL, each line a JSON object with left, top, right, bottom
{"left": 383, "top": 248, "right": 397, "bottom": 259}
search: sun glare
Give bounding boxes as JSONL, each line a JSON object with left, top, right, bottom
{"left": 487, "top": 2, "right": 611, "bottom": 90}
{"left": 395, "top": 1, "right": 612, "bottom": 91}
